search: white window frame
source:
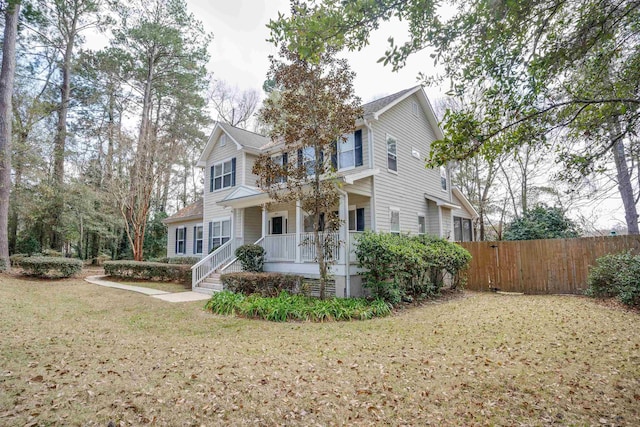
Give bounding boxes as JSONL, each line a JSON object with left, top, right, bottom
{"left": 210, "top": 218, "right": 231, "bottom": 250}
{"left": 417, "top": 214, "right": 426, "bottom": 235}
{"left": 387, "top": 134, "right": 398, "bottom": 172}
{"left": 440, "top": 166, "right": 448, "bottom": 191}
{"left": 211, "top": 157, "right": 235, "bottom": 192}
{"left": 390, "top": 207, "right": 400, "bottom": 234}
{"left": 219, "top": 134, "right": 226, "bottom": 147}
{"left": 338, "top": 133, "right": 356, "bottom": 171}
{"left": 302, "top": 146, "right": 316, "bottom": 176}
{"left": 175, "top": 227, "right": 186, "bottom": 254}
{"left": 412, "top": 101, "right": 419, "bottom": 117}
{"left": 194, "top": 224, "right": 203, "bottom": 254}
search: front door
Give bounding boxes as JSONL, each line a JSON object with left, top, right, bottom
{"left": 271, "top": 216, "right": 284, "bottom": 235}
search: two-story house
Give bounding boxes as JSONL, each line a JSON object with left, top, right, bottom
{"left": 163, "top": 86, "right": 478, "bottom": 297}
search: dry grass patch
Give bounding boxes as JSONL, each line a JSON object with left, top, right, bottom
{"left": 1, "top": 274, "right": 638, "bottom": 426}
{"left": 105, "top": 277, "right": 190, "bottom": 294}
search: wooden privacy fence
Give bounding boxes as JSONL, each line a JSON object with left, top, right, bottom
{"left": 458, "top": 235, "right": 640, "bottom": 294}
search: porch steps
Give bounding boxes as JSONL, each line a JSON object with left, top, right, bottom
{"left": 194, "top": 273, "right": 223, "bottom": 294}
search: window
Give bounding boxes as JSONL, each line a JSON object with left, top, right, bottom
{"left": 348, "top": 207, "right": 365, "bottom": 231}
{"left": 304, "top": 212, "right": 325, "bottom": 232}
{"left": 273, "top": 153, "right": 288, "bottom": 184}
{"left": 337, "top": 130, "right": 363, "bottom": 170}
{"left": 453, "top": 216, "right": 473, "bottom": 242}
{"left": 412, "top": 101, "right": 419, "bottom": 117}
{"left": 390, "top": 209, "right": 400, "bottom": 234}
{"left": 208, "top": 219, "right": 231, "bottom": 251}
{"left": 193, "top": 225, "right": 203, "bottom": 254}
{"left": 210, "top": 158, "right": 236, "bottom": 192}
{"left": 302, "top": 146, "right": 316, "bottom": 175}
{"left": 175, "top": 227, "right": 186, "bottom": 254}
{"left": 418, "top": 215, "right": 426, "bottom": 234}
{"left": 219, "top": 134, "right": 226, "bottom": 147}
{"left": 387, "top": 135, "right": 397, "bottom": 172}
{"left": 440, "top": 166, "right": 447, "bottom": 191}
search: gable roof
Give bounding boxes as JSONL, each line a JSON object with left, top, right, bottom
{"left": 162, "top": 199, "right": 203, "bottom": 224}
{"left": 197, "top": 86, "right": 444, "bottom": 165}
{"left": 197, "top": 122, "right": 270, "bottom": 167}
{"left": 362, "top": 86, "right": 444, "bottom": 140}
{"left": 362, "top": 86, "right": 419, "bottom": 117}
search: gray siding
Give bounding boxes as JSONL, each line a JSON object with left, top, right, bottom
{"left": 167, "top": 220, "right": 203, "bottom": 258}
{"left": 452, "top": 192, "right": 473, "bottom": 219}
{"left": 244, "top": 152, "right": 260, "bottom": 187}
{"left": 371, "top": 93, "right": 450, "bottom": 235}
{"left": 203, "top": 133, "right": 243, "bottom": 247}
{"left": 244, "top": 206, "right": 263, "bottom": 244}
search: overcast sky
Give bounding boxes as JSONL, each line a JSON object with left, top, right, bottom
{"left": 189, "top": 0, "right": 443, "bottom": 104}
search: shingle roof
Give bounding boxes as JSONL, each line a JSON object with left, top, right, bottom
{"left": 163, "top": 199, "right": 203, "bottom": 224}
{"left": 361, "top": 86, "right": 421, "bottom": 116}
{"left": 218, "top": 122, "right": 270, "bottom": 150}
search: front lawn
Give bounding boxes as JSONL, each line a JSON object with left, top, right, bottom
{"left": 1, "top": 274, "right": 638, "bottom": 426}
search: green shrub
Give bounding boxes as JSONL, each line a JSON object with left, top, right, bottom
{"left": 167, "top": 256, "right": 200, "bottom": 265}
{"left": 19, "top": 256, "right": 83, "bottom": 278}
{"left": 235, "top": 244, "right": 265, "bottom": 272}
{"left": 104, "top": 261, "right": 192, "bottom": 284}
{"left": 9, "top": 254, "right": 27, "bottom": 267}
{"left": 221, "top": 272, "right": 302, "bottom": 297}
{"left": 15, "top": 236, "right": 40, "bottom": 256}
{"left": 354, "top": 231, "right": 471, "bottom": 304}
{"left": 205, "top": 290, "right": 391, "bottom": 322}
{"left": 587, "top": 251, "right": 640, "bottom": 306}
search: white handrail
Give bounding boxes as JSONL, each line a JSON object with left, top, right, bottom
{"left": 191, "top": 240, "right": 235, "bottom": 289}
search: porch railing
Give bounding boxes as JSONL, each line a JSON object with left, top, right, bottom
{"left": 300, "top": 231, "right": 340, "bottom": 262}
{"left": 191, "top": 240, "right": 235, "bottom": 289}
{"left": 261, "top": 234, "right": 297, "bottom": 261}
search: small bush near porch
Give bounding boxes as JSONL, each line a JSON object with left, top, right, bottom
{"left": 205, "top": 290, "right": 391, "bottom": 322}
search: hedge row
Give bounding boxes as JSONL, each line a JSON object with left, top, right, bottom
{"left": 19, "top": 256, "right": 83, "bottom": 278}
{"left": 104, "top": 261, "right": 191, "bottom": 284}
{"left": 221, "top": 272, "right": 302, "bottom": 297}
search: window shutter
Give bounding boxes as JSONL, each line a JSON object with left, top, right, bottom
{"left": 318, "top": 149, "right": 324, "bottom": 172}
{"left": 210, "top": 166, "right": 214, "bottom": 192}
{"left": 208, "top": 222, "right": 213, "bottom": 252}
{"left": 175, "top": 228, "right": 178, "bottom": 253}
{"left": 193, "top": 226, "right": 196, "bottom": 254}
{"left": 356, "top": 208, "right": 365, "bottom": 231}
{"left": 331, "top": 140, "right": 337, "bottom": 170}
{"left": 297, "top": 149, "right": 303, "bottom": 169}
{"left": 231, "top": 158, "right": 236, "bottom": 187}
{"left": 355, "top": 130, "right": 363, "bottom": 166}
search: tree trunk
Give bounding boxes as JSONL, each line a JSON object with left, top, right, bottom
{"left": 611, "top": 135, "right": 639, "bottom": 234}
{"left": 51, "top": 17, "right": 78, "bottom": 251}
{"left": 0, "top": 2, "right": 20, "bottom": 271}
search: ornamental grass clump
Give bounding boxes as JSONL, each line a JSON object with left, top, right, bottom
{"left": 205, "top": 291, "right": 391, "bottom": 322}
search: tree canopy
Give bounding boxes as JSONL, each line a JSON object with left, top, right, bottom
{"left": 269, "top": 0, "right": 640, "bottom": 233}
{"left": 504, "top": 205, "right": 581, "bottom": 241}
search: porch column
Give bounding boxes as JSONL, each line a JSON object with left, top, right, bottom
{"left": 295, "top": 200, "right": 302, "bottom": 263}
{"left": 339, "top": 192, "right": 348, "bottom": 264}
{"left": 261, "top": 204, "right": 268, "bottom": 239}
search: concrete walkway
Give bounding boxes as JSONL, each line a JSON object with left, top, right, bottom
{"left": 85, "top": 275, "right": 210, "bottom": 303}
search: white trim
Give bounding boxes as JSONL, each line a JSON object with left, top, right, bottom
{"left": 412, "top": 101, "right": 419, "bottom": 117}
{"left": 241, "top": 152, "right": 246, "bottom": 186}
{"left": 268, "top": 210, "right": 288, "bottom": 235}
{"left": 193, "top": 223, "right": 204, "bottom": 255}
{"left": 417, "top": 214, "right": 426, "bottom": 235}
{"left": 210, "top": 157, "right": 236, "bottom": 192}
